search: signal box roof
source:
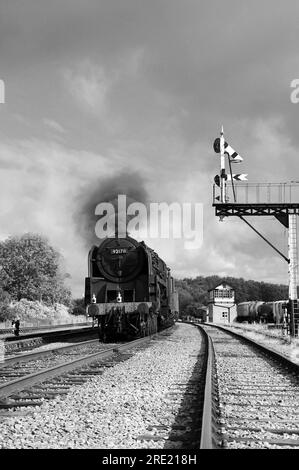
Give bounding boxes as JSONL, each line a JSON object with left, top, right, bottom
{"left": 208, "top": 282, "right": 234, "bottom": 292}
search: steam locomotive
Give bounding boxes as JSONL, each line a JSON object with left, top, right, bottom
{"left": 236, "top": 300, "right": 288, "bottom": 324}
{"left": 84, "top": 236, "right": 179, "bottom": 340}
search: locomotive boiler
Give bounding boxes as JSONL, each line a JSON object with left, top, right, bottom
{"left": 84, "top": 236, "right": 179, "bottom": 340}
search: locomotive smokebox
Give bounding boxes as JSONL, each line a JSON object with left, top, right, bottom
{"left": 95, "top": 236, "right": 146, "bottom": 283}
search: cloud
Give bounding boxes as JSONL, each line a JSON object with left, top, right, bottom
{"left": 0, "top": 1, "right": 298, "bottom": 296}
{"left": 63, "top": 61, "right": 109, "bottom": 114}
{"left": 43, "top": 118, "right": 66, "bottom": 134}
{"left": 0, "top": 116, "right": 296, "bottom": 297}
{"left": 0, "top": 137, "right": 122, "bottom": 294}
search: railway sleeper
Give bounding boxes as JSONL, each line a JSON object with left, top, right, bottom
{"left": 39, "top": 385, "right": 64, "bottom": 390}
{"left": 220, "top": 402, "right": 297, "bottom": 408}
{"left": 224, "top": 426, "right": 299, "bottom": 434}
{"left": 0, "top": 401, "right": 43, "bottom": 408}
{"left": 230, "top": 417, "right": 299, "bottom": 423}
{"left": 221, "top": 391, "right": 297, "bottom": 397}
{"left": 137, "top": 431, "right": 200, "bottom": 443}
{"left": 7, "top": 394, "right": 47, "bottom": 400}
{"left": 73, "top": 371, "right": 103, "bottom": 376}
{"left": 224, "top": 436, "right": 299, "bottom": 447}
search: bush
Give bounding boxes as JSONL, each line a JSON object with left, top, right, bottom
{"left": 5, "top": 299, "right": 87, "bottom": 325}
{"left": 0, "top": 303, "right": 14, "bottom": 322}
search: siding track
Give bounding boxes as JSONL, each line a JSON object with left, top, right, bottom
{"left": 199, "top": 324, "right": 299, "bottom": 449}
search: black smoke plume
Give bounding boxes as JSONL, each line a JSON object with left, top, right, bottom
{"left": 73, "top": 171, "right": 149, "bottom": 247}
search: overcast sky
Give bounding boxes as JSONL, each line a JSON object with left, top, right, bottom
{"left": 1, "top": 0, "right": 299, "bottom": 296}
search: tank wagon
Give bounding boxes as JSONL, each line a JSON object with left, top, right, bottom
{"left": 237, "top": 300, "right": 288, "bottom": 323}
{"left": 84, "top": 236, "right": 179, "bottom": 340}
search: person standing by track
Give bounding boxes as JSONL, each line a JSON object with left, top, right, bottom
{"left": 12, "top": 319, "right": 20, "bottom": 337}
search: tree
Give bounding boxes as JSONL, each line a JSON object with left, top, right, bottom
{"left": 175, "top": 275, "right": 290, "bottom": 315}
{"left": 178, "top": 288, "right": 194, "bottom": 314}
{"left": 0, "top": 233, "right": 71, "bottom": 305}
{"left": 0, "top": 288, "right": 12, "bottom": 321}
{"left": 71, "top": 298, "right": 86, "bottom": 316}
{"left": 0, "top": 288, "right": 11, "bottom": 304}
{"left": 185, "top": 303, "right": 205, "bottom": 319}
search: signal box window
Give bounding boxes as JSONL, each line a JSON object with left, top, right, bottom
{"left": 214, "top": 289, "right": 233, "bottom": 298}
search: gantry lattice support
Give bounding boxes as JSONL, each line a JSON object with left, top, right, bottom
{"left": 213, "top": 203, "right": 299, "bottom": 219}
{"left": 213, "top": 201, "right": 299, "bottom": 336}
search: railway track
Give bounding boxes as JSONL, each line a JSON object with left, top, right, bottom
{"left": 198, "top": 323, "right": 299, "bottom": 449}
{"left": 0, "top": 334, "right": 160, "bottom": 412}
{"left": 0, "top": 323, "right": 211, "bottom": 449}
{"left": 0, "top": 322, "right": 93, "bottom": 335}
{"left": 3, "top": 322, "right": 297, "bottom": 449}
{"left": 3, "top": 326, "right": 97, "bottom": 355}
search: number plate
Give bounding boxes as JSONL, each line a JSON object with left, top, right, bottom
{"left": 110, "top": 248, "right": 127, "bottom": 255}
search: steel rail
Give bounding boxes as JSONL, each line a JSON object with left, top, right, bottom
{"left": 199, "top": 328, "right": 213, "bottom": 448}
{"left": 197, "top": 325, "right": 220, "bottom": 449}
{"left": 0, "top": 335, "right": 152, "bottom": 400}
{"left": 182, "top": 322, "right": 220, "bottom": 449}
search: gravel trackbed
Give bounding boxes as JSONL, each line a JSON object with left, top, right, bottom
{"left": 0, "top": 323, "right": 203, "bottom": 449}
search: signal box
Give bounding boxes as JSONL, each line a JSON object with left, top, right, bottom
{"left": 208, "top": 283, "right": 237, "bottom": 324}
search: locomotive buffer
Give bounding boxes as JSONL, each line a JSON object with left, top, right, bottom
{"left": 212, "top": 128, "right": 299, "bottom": 336}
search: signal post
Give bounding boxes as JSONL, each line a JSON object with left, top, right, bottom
{"left": 212, "top": 128, "right": 299, "bottom": 336}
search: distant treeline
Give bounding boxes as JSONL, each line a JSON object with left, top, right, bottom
{"left": 175, "top": 275, "right": 290, "bottom": 316}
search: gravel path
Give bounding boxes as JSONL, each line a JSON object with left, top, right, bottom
{"left": 0, "top": 323, "right": 204, "bottom": 449}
